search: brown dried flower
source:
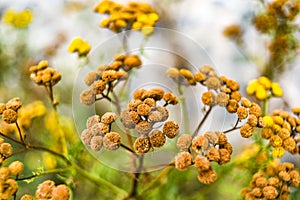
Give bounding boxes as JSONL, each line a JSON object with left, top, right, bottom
{"left": 103, "top": 132, "right": 121, "bottom": 150}
{"left": 163, "top": 120, "right": 179, "bottom": 138}
{"left": 134, "top": 137, "right": 151, "bottom": 153}
{"left": 175, "top": 152, "right": 192, "bottom": 171}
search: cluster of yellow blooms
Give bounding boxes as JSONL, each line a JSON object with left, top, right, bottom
{"left": 262, "top": 108, "right": 300, "bottom": 158}
{"left": 93, "top": 0, "right": 159, "bottom": 35}
{"left": 246, "top": 76, "right": 283, "bottom": 101}
{"left": 67, "top": 37, "right": 91, "bottom": 57}
{"left": 1, "top": 8, "right": 33, "bottom": 29}
{"left": 242, "top": 161, "right": 300, "bottom": 200}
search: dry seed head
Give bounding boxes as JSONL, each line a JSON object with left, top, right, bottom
{"left": 262, "top": 186, "right": 278, "bottom": 199}
{"left": 267, "top": 177, "right": 281, "bottom": 188}
{"left": 283, "top": 138, "right": 296, "bottom": 152}
{"left": 215, "top": 92, "right": 229, "bottom": 107}
{"left": 175, "top": 152, "right": 192, "bottom": 171}
{"left": 272, "top": 147, "right": 285, "bottom": 158}
{"left": 163, "top": 120, "right": 179, "bottom": 138}
{"left": 149, "top": 130, "right": 166, "bottom": 148}
{"left": 270, "top": 135, "right": 282, "bottom": 147}
{"left": 80, "top": 90, "right": 95, "bottom": 105}
{"left": 148, "top": 111, "right": 163, "bottom": 123}
{"left": 222, "top": 142, "right": 233, "bottom": 154}
{"left": 216, "top": 132, "right": 227, "bottom": 145}
{"left": 194, "top": 155, "right": 211, "bottom": 171}
{"left": 90, "top": 122, "right": 109, "bottom": 135}
{"left": 90, "top": 136, "right": 103, "bottom": 151}
{"left": 120, "top": 110, "right": 136, "bottom": 129}
{"left": 134, "top": 137, "right": 151, "bottom": 153}
{"left": 250, "top": 103, "right": 263, "bottom": 117}
{"left": 84, "top": 72, "right": 99, "bottom": 86}
{"left": 101, "top": 112, "right": 117, "bottom": 124}
{"left": 192, "top": 136, "right": 209, "bottom": 153}
{"left": 255, "top": 177, "right": 268, "bottom": 188}
{"left": 226, "top": 79, "right": 239, "bottom": 91}
{"left": 115, "top": 71, "right": 128, "bottom": 79}
{"left": 52, "top": 184, "right": 70, "bottom": 200}
{"left": 103, "top": 132, "right": 121, "bottom": 150}
{"left": 278, "top": 128, "right": 290, "bottom": 139}
{"left": 102, "top": 70, "right": 118, "bottom": 82}
{"left": 147, "top": 88, "right": 165, "bottom": 101}
{"left": 279, "top": 171, "right": 291, "bottom": 182}
{"left": 90, "top": 80, "right": 106, "bottom": 95}
{"left": 202, "top": 91, "right": 215, "bottom": 106}
{"left": 206, "top": 147, "right": 220, "bottom": 162}
{"left": 205, "top": 76, "right": 221, "bottom": 90}
{"left": 197, "top": 169, "right": 217, "bottom": 184}
{"left": 292, "top": 107, "right": 300, "bottom": 114}
{"left": 133, "top": 88, "right": 146, "bottom": 100}
{"left": 156, "top": 106, "right": 169, "bottom": 121}
{"left": 241, "top": 97, "right": 252, "bottom": 108}
{"left": 8, "top": 161, "right": 24, "bottom": 175}
{"left": 176, "top": 134, "right": 192, "bottom": 151}
{"left": 135, "top": 120, "right": 152, "bottom": 134}
{"left": 109, "top": 61, "right": 123, "bottom": 70}
{"left": 86, "top": 115, "right": 100, "bottom": 129}
{"left": 240, "top": 123, "right": 254, "bottom": 138}
{"left": 2, "top": 109, "right": 18, "bottom": 124}
{"left": 218, "top": 149, "right": 231, "bottom": 165}
{"left": 230, "top": 91, "right": 241, "bottom": 102}
{"left": 124, "top": 55, "right": 142, "bottom": 69}
{"left": 143, "top": 98, "right": 156, "bottom": 107}
{"left": 251, "top": 187, "right": 262, "bottom": 198}
{"left": 247, "top": 114, "right": 258, "bottom": 127}
{"left": 199, "top": 65, "right": 214, "bottom": 74}
{"left": 226, "top": 99, "right": 239, "bottom": 113}
{"left": 237, "top": 106, "right": 249, "bottom": 120}
{"left": 137, "top": 103, "right": 151, "bottom": 116}
{"left": 273, "top": 116, "right": 284, "bottom": 125}
{"left": 81, "top": 129, "right": 93, "bottom": 145}
{"left": 128, "top": 99, "right": 143, "bottom": 111}
{"left": 194, "top": 72, "right": 206, "bottom": 82}
{"left": 203, "top": 131, "right": 219, "bottom": 144}
{"left": 6, "top": 97, "right": 22, "bottom": 111}
{"left": 0, "top": 167, "right": 10, "bottom": 180}
{"left": 262, "top": 128, "right": 274, "bottom": 139}
{"left": 163, "top": 92, "right": 178, "bottom": 105}
{"left": 36, "top": 180, "right": 55, "bottom": 199}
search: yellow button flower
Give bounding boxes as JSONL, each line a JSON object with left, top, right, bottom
{"left": 2, "top": 8, "right": 33, "bottom": 29}
{"left": 262, "top": 116, "right": 274, "bottom": 127}
{"left": 68, "top": 37, "right": 91, "bottom": 57}
{"left": 246, "top": 79, "right": 258, "bottom": 95}
{"left": 255, "top": 84, "right": 268, "bottom": 100}
{"left": 271, "top": 82, "right": 283, "bottom": 97}
{"left": 258, "top": 76, "right": 272, "bottom": 89}
{"left": 272, "top": 147, "right": 285, "bottom": 158}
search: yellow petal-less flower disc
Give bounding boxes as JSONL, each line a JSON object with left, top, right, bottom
{"left": 246, "top": 79, "right": 258, "bottom": 95}
{"left": 263, "top": 116, "right": 274, "bottom": 127}
{"left": 271, "top": 82, "right": 283, "bottom": 97}
{"left": 258, "top": 76, "right": 272, "bottom": 89}
{"left": 272, "top": 147, "right": 285, "bottom": 158}
{"left": 255, "top": 84, "right": 268, "bottom": 100}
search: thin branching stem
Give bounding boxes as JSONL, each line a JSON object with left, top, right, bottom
{"left": 224, "top": 119, "right": 241, "bottom": 134}
{"left": 192, "top": 106, "right": 212, "bottom": 138}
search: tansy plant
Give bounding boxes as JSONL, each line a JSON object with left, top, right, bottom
{"left": 0, "top": 0, "right": 299, "bottom": 200}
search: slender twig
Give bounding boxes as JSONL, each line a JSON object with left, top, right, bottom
{"left": 16, "top": 167, "right": 72, "bottom": 181}
{"left": 15, "top": 122, "right": 24, "bottom": 142}
{"left": 129, "top": 154, "right": 144, "bottom": 198}
{"left": 224, "top": 119, "right": 241, "bottom": 134}
{"left": 192, "top": 106, "right": 212, "bottom": 138}
{"left": 143, "top": 162, "right": 175, "bottom": 171}
{"left": 120, "top": 143, "right": 138, "bottom": 157}
{"left": 178, "top": 85, "right": 190, "bottom": 134}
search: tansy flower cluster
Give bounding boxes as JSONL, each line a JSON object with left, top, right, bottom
{"left": 120, "top": 87, "right": 179, "bottom": 153}
{"left": 242, "top": 161, "right": 300, "bottom": 200}
{"left": 93, "top": 0, "right": 159, "bottom": 35}
{"left": 253, "top": 0, "right": 300, "bottom": 34}
{"left": 29, "top": 60, "right": 62, "bottom": 87}
{"left": 262, "top": 108, "right": 300, "bottom": 158}
{"left": 222, "top": 24, "right": 243, "bottom": 43}
{"left": 68, "top": 37, "right": 91, "bottom": 57}
{"left": 81, "top": 112, "right": 121, "bottom": 151}
{"left": 80, "top": 54, "right": 142, "bottom": 106}
{"left": 21, "top": 180, "right": 70, "bottom": 200}
{"left": 0, "top": 138, "right": 13, "bottom": 164}
{"left": 167, "top": 66, "right": 265, "bottom": 138}
{"left": 175, "top": 131, "right": 232, "bottom": 184}
{"left": 246, "top": 76, "right": 283, "bottom": 101}
{"left": 0, "top": 97, "right": 22, "bottom": 124}
{"left": 0, "top": 146, "right": 24, "bottom": 199}
{"left": 1, "top": 8, "right": 33, "bottom": 29}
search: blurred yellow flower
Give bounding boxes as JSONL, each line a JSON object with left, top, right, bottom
{"left": 246, "top": 76, "right": 283, "bottom": 101}
{"left": 272, "top": 146, "right": 285, "bottom": 158}
{"left": 2, "top": 8, "right": 33, "bottom": 29}
{"left": 262, "top": 116, "right": 274, "bottom": 127}
{"left": 68, "top": 37, "right": 91, "bottom": 57}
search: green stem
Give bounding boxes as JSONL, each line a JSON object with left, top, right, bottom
{"left": 73, "top": 164, "right": 128, "bottom": 199}
{"left": 263, "top": 98, "right": 268, "bottom": 116}
{"left": 178, "top": 85, "right": 190, "bottom": 134}
{"left": 16, "top": 167, "right": 72, "bottom": 181}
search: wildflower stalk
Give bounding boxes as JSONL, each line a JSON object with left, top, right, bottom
{"left": 15, "top": 121, "right": 24, "bottom": 142}
{"left": 129, "top": 154, "right": 144, "bottom": 198}
{"left": 192, "top": 106, "right": 212, "bottom": 138}
{"left": 224, "top": 119, "right": 241, "bottom": 134}
{"left": 178, "top": 85, "right": 190, "bottom": 134}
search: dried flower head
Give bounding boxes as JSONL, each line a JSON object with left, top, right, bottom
{"left": 215, "top": 92, "right": 229, "bottom": 107}
{"left": 81, "top": 129, "right": 93, "bottom": 145}
{"left": 80, "top": 90, "right": 96, "bottom": 106}
{"left": 192, "top": 136, "right": 209, "bottom": 153}
{"left": 137, "top": 103, "right": 151, "bottom": 116}
{"left": 163, "top": 120, "right": 179, "bottom": 138}
{"left": 163, "top": 92, "right": 178, "bottom": 105}
{"left": 6, "top": 97, "right": 22, "bottom": 111}
{"left": 8, "top": 161, "right": 24, "bottom": 175}
{"left": 194, "top": 155, "right": 211, "bottom": 171}
{"left": 175, "top": 152, "right": 192, "bottom": 171}
{"left": 90, "top": 136, "right": 103, "bottom": 151}
{"left": 84, "top": 72, "right": 99, "bottom": 86}
{"left": 103, "top": 132, "right": 121, "bottom": 151}
{"left": 134, "top": 137, "right": 151, "bottom": 153}
{"left": 202, "top": 91, "right": 215, "bottom": 106}
{"left": 135, "top": 120, "right": 152, "bottom": 135}
{"left": 198, "top": 169, "right": 217, "bottom": 184}
{"left": 149, "top": 130, "right": 166, "bottom": 148}
{"left": 240, "top": 123, "right": 254, "bottom": 138}
{"left": 2, "top": 109, "right": 18, "bottom": 124}
{"left": 176, "top": 134, "right": 192, "bottom": 151}
{"left": 86, "top": 115, "right": 100, "bottom": 129}
{"left": 52, "top": 184, "right": 70, "bottom": 200}
{"left": 101, "top": 112, "right": 117, "bottom": 124}
{"left": 205, "top": 76, "right": 221, "bottom": 90}
{"left": 36, "top": 180, "right": 55, "bottom": 199}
